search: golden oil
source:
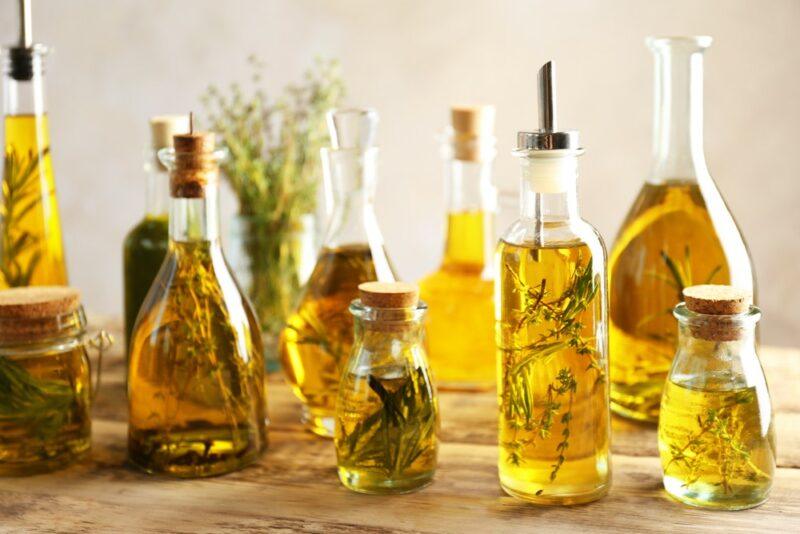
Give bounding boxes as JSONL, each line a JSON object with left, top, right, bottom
{"left": 280, "top": 244, "right": 390, "bottom": 437}
{"left": 658, "top": 379, "right": 775, "bottom": 509}
{"left": 1, "top": 114, "right": 67, "bottom": 287}
{"left": 420, "top": 210, "right": 494, "bottom": 390}
{"left": 496, "top": 241, "right": 610, "bottom": 504}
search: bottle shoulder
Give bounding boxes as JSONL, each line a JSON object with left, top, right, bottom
{"left": 123, "top": 216, "right": 169, "bottom": 250}
{"left": 499, "top": 218, "right": 607, "bottom": 257}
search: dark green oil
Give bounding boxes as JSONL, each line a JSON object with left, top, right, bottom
{"left": 123, "top": 215, "right": 168, "bottom": 358}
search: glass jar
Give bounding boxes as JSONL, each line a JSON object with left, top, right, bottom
{"left": 0, "top": 287, "right": 110, "bottom": 475}
{"left": 335, "top": 282, "right": 438, "bottom": 494}
{"left": 658, "top": 285, "right": 774, "bottom": 510}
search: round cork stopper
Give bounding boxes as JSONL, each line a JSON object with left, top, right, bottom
{"left": 0, "top": 286, "right": 80, "bottom": 319}
{"left": 173, "top": 131, "right": 216, "bottom": 154}
{"left": 683, "top": 285, "right": 752, "bottom": 315}
{"left": 451, "top": 105, "right": 495, "bottom": 162}
{"left": 170, "top": 130, "right": 220, "bottom": 198}
{"left": 150, "top": 115, "right": 190, "bottom": 150}
{"left": 359, "top": 282, "right": 419, "bottom": 309}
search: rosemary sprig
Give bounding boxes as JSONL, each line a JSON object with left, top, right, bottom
{"left": 500, "top": 254, "right": 600, "bottom": 482}
{"left": 1, "top": 147, "right": 47, "bottom": 286}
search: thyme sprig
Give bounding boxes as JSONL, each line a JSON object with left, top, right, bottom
{"left": 500, "top": 254, "right": 600, "bottom": 482}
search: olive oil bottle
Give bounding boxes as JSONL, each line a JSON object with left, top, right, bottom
{"left": 1, "top": 3, "right": 67, "bottom": 288}
{"left": 128, "top": 124, "right": 267, "bottom": 477}
{"left": 420, "top": 106, "right": 496, "bottom": 391}
{"left": 609, "top": 37, "right": 754, "bottom": 423}
{"left": 281, "top": 109, "right": 396, "bottom": 437}
{"left": 496, "top": 62, "right": 610, "bottom": 505}
{"left": 123, "top": 115, "right": 188, "bottom": 357}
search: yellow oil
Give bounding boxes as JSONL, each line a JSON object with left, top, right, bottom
{"left": 128, "top": 241, "right": 267, "bottom": 477}
{"left": 335, "top": 366, "right": 438, "bottom": 494}
{"left": 0, "top": 345, "right": 90, "bottom": 475}
{"left": 280, "top": 244, "right": 391, "bottom": 437}
{"left": 609, "top": 180, "right": 731, "bottom": 422}
{"left": 658, "top": 378, "right": 775, "bottom": 509}
{"left": 496, "top": 240, "right": 609, "bottom": 504}
{"left": 1, "top": 114, "right": 67, "bottom": 288}
{"left": 420, "top": 210, "right": 494, "bottom": 390}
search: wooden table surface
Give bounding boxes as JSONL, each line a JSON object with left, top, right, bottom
{"left": 1, "top": 317, "right": 798, "bottom": 533}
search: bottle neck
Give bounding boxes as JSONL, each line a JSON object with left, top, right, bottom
{"left": 144, "top": 150, "right": 169, "bottom": 218}
{"left": 519, "top": 151, "right": 580, "bottom": 222}
{"left": 321, "top": 147, "right": 381, "bottom": 248}
{"left": 169, "top": 185, "right": 220, "bottom": 243}
{"left": 650, "top": 38, "right": 710, "bottom": 182}
{"left": 3, "top": 51, "right": 47, "bottom": 116}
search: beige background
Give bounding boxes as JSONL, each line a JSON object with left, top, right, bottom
{"left": 1, "top": 0, "right": 798, "bottom": 344}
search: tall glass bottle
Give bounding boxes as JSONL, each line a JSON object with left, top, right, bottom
{"left": 280, "top": 108, "right": 396, "bottom": 438}
{"left": 1, "top": 2, "right": 67, "bottom": 288}
{"left": 496, "top": 62, "right": 610, "bottom": 505}
{"left": 609, "top": 36, "right": 755, "bottom": 423}
{"left": 123, "top": 115, "right": 188, "bottom": 357}
{"left": 128, "top": 127, "right": 267, "bottom": 477}
{"left": 420, "top": 106, "right": 496, "bottom": 390}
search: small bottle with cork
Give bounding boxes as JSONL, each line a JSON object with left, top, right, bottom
{"left": 335, "top": 281, "right": 439, "bottom": 494}
{"left": 127, "top": 115, "right": 268, "bottom": 477}
{"left": 420, "top": 105, "right": 497, "bottom": 391}
{"left": 658, "top": 284, "right": 775, "bottom": 510}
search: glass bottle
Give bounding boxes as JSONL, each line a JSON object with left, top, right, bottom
{"left": 495, "top": 62, "right": 611, "bottom": 505}
{"left": 335, "top": 282, "right": 438, "bottom": 494}
{"left": 658, "top": 285, "right": 774, "bottom": 510}
{"left": 123, "top": 115, "right": 188, "bottom": 358}
{"left": 609, "top": 36, "right": 755, "bottom": 423}
{"left": 0, "top": 4, "right": 67, "bottom": 288}
{"left": 420, "top": 106, "right": 496, "bottom": 391}
{"left": 128, "top": 127, "right": 267, "bottom": 477}
{"left": 280, "top": 108, "right": 396, "bottom": 438}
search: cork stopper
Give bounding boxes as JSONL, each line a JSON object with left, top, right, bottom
{"left": 682, "top": 285, "right": 753, "bottom": 341}
{"left": 359, "top": 282, "right": 419, "bottom": 309}
{"left": 451, "top": 105, "right": 495, "bottom": 162}
{"left": 150, "top": 115, "right": 190, "bottom": 150}
{"left": 169, "top": 112, "right": 220, "bottom": 198}
{"left": 0, "top": 286, "right": 83, "bottom": 343}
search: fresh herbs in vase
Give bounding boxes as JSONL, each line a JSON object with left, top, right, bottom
{"left": 202, "top": 57, "right": 345, "bottom": 370}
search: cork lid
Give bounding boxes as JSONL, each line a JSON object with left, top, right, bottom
{"left": 359, "top": 282, "right": 419, "bottom": 309}
{"left": 683, "top": 285, "right": 752, "bottom": 315}
{"left": 166, "top": 112, "right": 221, "bottom": 198}
{"left": 0, "top": 286, "right": 84, "bottom": 343}
{"left": 150, "top": 115, "right": 190, "bottom": 150}
{"left": 450, "top": 105, "right": 495, "bottom": 162}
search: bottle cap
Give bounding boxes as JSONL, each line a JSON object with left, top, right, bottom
{"left": 683, "top": 285, "right": 752, "bottom": 315}
{"left": 359, "top": 282, "right": 419, "bottom": 309}
{"left": 327, "top": 108, "right": 378, "bottom": 150}
{"left": 451, "top": 105, "right": 495, "bottom": 161}
{"left": 163, "top": 113, "right": 222, "bottom": 198}
{"left": 0, "top": 286, "right": 83, "bottom": 342}
{"left": 150, "top": 115, "right": 190, "bottom": 150}
{"left": 516, "top": 61, "right": 580, "bottom": 151}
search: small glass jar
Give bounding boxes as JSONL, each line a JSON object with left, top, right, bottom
{"left": 335, "top": 282, "right": 439, "bottom": 494}
{"left": 0, "top": 287, "right": 110, "bottom": 475}
{"left": 658, "top": 285, "right": 775, "bottom": 510}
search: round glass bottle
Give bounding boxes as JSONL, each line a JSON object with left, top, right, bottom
{"left": 658, "top": 285, "right": 774, "bottom": 510}
{"left": 335, "top": 282, "right": 438, "bottom": 494}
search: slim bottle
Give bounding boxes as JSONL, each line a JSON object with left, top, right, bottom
{"left": 128, "top": 124, "right": 267, "bottom": 477}
{"left": 609, "top": 37, "right": 755, "bottom": 423}
{"left": 280, "top": 108, "right": 396, "bottom": 438}
{"left": 123, "top": 115, "right": 188, "bottom": 357}
{"left": 420, "top": 106, "right": 496, "bottom": 390}
{"left": 335, "top": 282, "right": 438, "bottom": 494}
{"left": 496, "top": 62, "right": 610, "bottom": 504}
{"left": 1, "top": 1, "right": 67, "bottom": 288}
{"left": 659, "top": 285, "right": 774, "bottom": 510}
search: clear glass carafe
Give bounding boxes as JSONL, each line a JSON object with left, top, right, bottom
{"left": 658, "top": 287, "right": 774, "bottom": 510}
{"left": 609, "top": 36, "right": 755, "bottom": 423}
{"left": 495, "top": 62, "right": 610, "bottom": 505}
{"left": 335, "top": 282, "right": 438, "bottom": 494}
{"left": 420, "top": 106, "right": 496, "bottom": 391}
{"left": 280, "top": 108, "right": 396, "bottom": 437}
{"left": 128, "top": 131, "right": 267, "bottom": 477}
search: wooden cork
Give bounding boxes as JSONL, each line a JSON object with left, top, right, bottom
{"left": 451, "top": 105, "right": 495, "bottom": 162}
{"left": 359, "top": 282, "right": 419, "bottom": 309}
{"left": 0, "top": 286, "right": 83, "bottom": 343}
{"left": 170, "top": 113, "right": 220, "bottom": 198}
{"left": 682, "top": 285, "right": 753, "bottom": 341}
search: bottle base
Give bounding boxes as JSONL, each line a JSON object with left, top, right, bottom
{"left": 663, "top": 476, "right": 770, "bottom": 510}
{"left": 500, "top": 478, "right": 610, "bottom": 505}
{"left": 338, "top": 466, "right": 434, "bottom": 494}
{"left": 302, "top": 406, "right": 335, "bottom": 438}
{"left": 0, "top": 440, "right": 90, "bottom": 476}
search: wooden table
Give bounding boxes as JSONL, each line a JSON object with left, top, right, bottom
{"left": 1, "top": 317, "right": 798, "bottom": 532}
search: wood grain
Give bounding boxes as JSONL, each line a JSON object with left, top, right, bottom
{"left": 0, "top": 318, "right": 798, "bottom": 533}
